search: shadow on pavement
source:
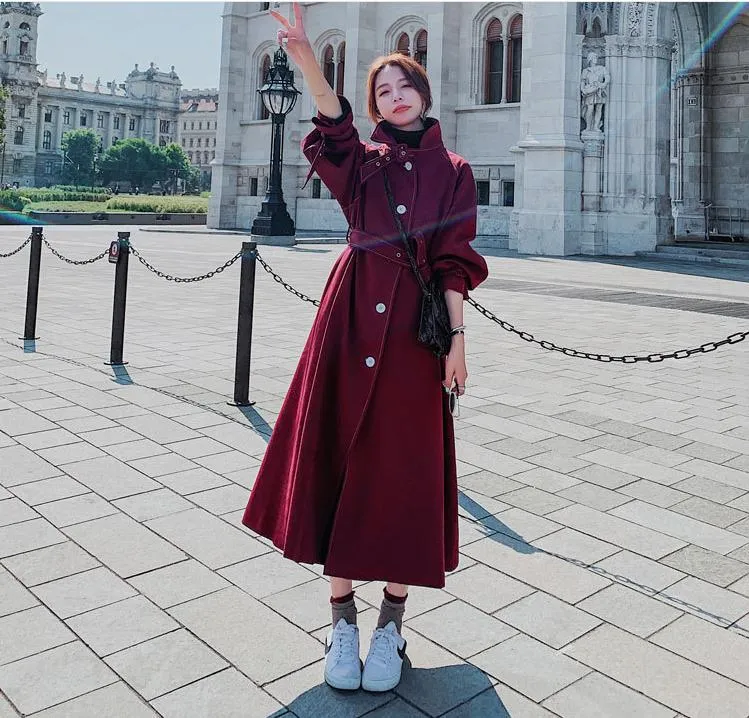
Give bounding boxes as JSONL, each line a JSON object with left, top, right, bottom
{"left": 268, "top": 663, "right": 512, "bottom": 717}
{"left": 458, "top": 491, "right": 537, "bottom": 555}
{"left": 236, "top": 403, "right": 273, "bottom": 439}
{"left": 110, "top": 365, "right": 134, "bottom": 385}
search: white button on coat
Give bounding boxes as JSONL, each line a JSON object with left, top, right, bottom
{"left": 365, "top": 356, "right": 376, "bottom": 368}
{"left": 404, "top": 161, "right": 413, "bottom": 171}
{"left": 376, "top": 303, "right": 386, "bottom": 313}
{"left": 396, "top": 204, "right": 407, "bottom": 214}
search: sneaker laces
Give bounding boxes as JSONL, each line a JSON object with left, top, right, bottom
{"left": 332, "top": 623, "right": 358, "bottom": 663}
{"left": 368, "top": 627, "right": 398, "bottom": 666}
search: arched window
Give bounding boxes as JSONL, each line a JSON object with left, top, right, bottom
{"left": 507, "top": 15, "right": 522, "bottom": 103}
{"left": 42, "top": 130, "right": 51, "bottom": 150}
{"left": 414, "top": 30, "right": 427, "bottom": 68}
{"left": 396, "top": 32, "right": 410, "bottom": 56}
{"left": 336, "top": 42, "right": 345, "bottom": 95}
{"left": 322, "top": 44, "right": 335, "bottom": 88}
{"left": 485, "top": 19, "right": 503, "bottom": 104}
{"left": 204, "top": 151, "right": 209, "bottom": 164}
{"left": 19, "top": 22, "right": 30, "bottom": 30}
{"left": 259, "top": 54, "right": 271, "bottom": 120}
{"left": 188, "top": 151, "right": 193, "bottom": 162}
{"left": 13, "top": 126, "right": 23, "bottom": 145}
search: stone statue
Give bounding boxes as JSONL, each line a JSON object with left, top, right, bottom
{"left": 59, "top": 71, "right": 66, "bottom": 88}
{"left": 94, "top": 77, "right": 101, "bottom": 93}
{"left": 76, "top": 73, "right": 84, "bottom": 90}
{"left": 110, "top": 79, "right": 117, "bottom": 94}
{"left": 580, "top": 52, "right": 609, "bottom": 133}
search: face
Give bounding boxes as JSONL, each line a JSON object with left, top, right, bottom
{"left": 374, "top": 64, "right": 425, "bottom": 131}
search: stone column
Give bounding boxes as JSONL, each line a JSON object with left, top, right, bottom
{"left": 107, "top": 110, "right": 115, "bottom": 147}
{"left": 208, "top": 2, "right": 251, "bottom": 229}
{"left": 678, "top": 71, "right": 710, "bottom": 228}
{"left": 602, "top": 29, "right": 674, "bottom": 253}
{"left": 55, "top": 106, "right": 64, "bottom": 149}
{"left": 426, "top": 3, "right": 459, "bottom": 151}
{"left": 581, "top": 131, "right": 604, "bottom": 211}
{"left": 514, "top": 2, "right": 583, "bottom": 255}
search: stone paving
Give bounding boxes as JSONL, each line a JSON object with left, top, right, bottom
{"left": 0, "top": 226, "right": 748, "bottom": 718}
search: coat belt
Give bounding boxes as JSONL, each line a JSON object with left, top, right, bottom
{"left": 348, "top": 228, "right": 431, "bottom": 280}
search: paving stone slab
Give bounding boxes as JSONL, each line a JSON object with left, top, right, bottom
{"left": 658, "top": 575, "right": 749, "bottom": 627}
{"left": 152, "top": 668, "right": 284, "bottom": 718}
{"left": 154, "top": 466, "right": 231, "bottom": 494}
{"left": 611, "top": 500, "right": 747, "bottom": 555}
{"left": 543, "top": 671, "right": 678, "bottom": 718}
{"left": 407, "top": 600, "right": 517, "bottom": 658}
{"left": 189, "top": 483, "right": 251, "bottom": 515}
{"left": 1, "top": 540, "right": 99, "bottom": 587}
{"left": 576, "top": 583, "right": 682, "bottom": 638}
{"left": 661, "top": 545, "right": 749, "bottom": 587}
{"left": 219, "top": 550, "right": 319, "bottom": 599}
{"left": 169, "top": 587, "right": 322, "bottom": 685}
{"left": 10, "top": 474, "right": 90, "bottom": 506}
{"left": 30, "top": 682, "right": 159, "bottom": 718}
{"left": 462, "top": 535, "right": 610, "bottom": 604}
{"left": 496, "top": 590, "right": 601, "bottom": 648}
{"left": 545, "top": 504, "right": 686, "bottom": 559}
{"left": 618, "top": 479, "right": 691, "bottom": 508}
{"left": 105, "top": 628, "right": 228, "bottom": 700}
{"left": 0, "top": 444, "right": 61, "bottom": 486}
{"left": 119, "top": 414, "right": 201, "bottom": 445}
{"left": 0, "top": 604, "right": 75, "bottom": 665}
{"left": 0, "top": 517, "right": 66, "bottom": 558}
{"left": 33, "top": 566, "right": 137, "bottom": 618}
{"left": 670, "top": 496, "right": 747, "bottom": 529}
{"left": 67, "top": 595, "right": 180, "bottom": 657}
{"left": 64, "top": 512, "right": 186, "bottom": 578}
{"left": 556, "top": 481, "right": 630, "bottom": 511}
{"left": 471, "top": 633, "right": 590, "bottom": 703}
{"left": 128, "top": 558, "right": 230, "bottom": 608}
{"left": 112, "top": 487, "right": 192, "bottom": 522}
{"left": 576, "top": 448, "right": 690, "bottom": 486}
{"left": 564, "top": 624, "right": 749, "bottom": 718}
{"left": 594, "top": 550, "right": 685, "bottom": 593}
{"left": 62, "top": 456, "right": 160, "bottom": 499}
{"left": 443, "top": 682, "right": 560, "bottom": 718}
{"left": 36, "top": 493, "right": 118, "bottom": 528}
{"left": 0, "top": 641, "right": 116, "bottom": 715}
{"left": 127, "top": 452, "right": 199, "bottom": 478}
{"left": 0, "top": 497, "right": 38, "bottom": 526}
{"left": 104, "top": 438, "right": 171, "bottom": 462}
{"left": 533, "top": 527, "right": 619, "bottom": 565}
{"left": 16, "top": 427, "right": 82, "bottom": 451}
{"left": 37, "top": 442, "right": 106, "bottom": 465}
{"left": 0, "top": 407, "right": 57, "bottom": 436}
{"left": 650, "top": 614, "right": 749, "bottom": 688}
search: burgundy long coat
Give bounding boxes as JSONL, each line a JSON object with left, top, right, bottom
{"left": 242, "top": 97, "right": 488, "bottom": 588}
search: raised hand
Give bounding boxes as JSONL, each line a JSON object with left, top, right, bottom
{"left": 270, "top": 2, "right": 312, "bottom": 68}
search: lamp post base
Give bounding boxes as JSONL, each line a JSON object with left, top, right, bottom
{"left": 250, "top": 233, "right": 296, "bottom": 247}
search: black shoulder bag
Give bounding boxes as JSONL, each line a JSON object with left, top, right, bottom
{"left": 383, "top": 172, "right": 453, "bottom": 358}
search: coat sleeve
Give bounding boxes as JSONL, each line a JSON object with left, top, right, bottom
{"left": 430, "top": 162, "right": 489, "bottom": 299}
{"left": 301, "top": 96, "right": 364, "bottom": 214}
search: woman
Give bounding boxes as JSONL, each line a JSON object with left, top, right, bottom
{"left": 242, "top": 2, "right": 488, "bottom": 693}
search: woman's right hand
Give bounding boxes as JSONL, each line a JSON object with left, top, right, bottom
{"left": 270, "top": 2, "right": 313, "bottom": 68}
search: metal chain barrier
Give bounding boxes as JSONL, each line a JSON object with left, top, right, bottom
{"left": 254, "top": 250, "right": 320, "bottom": 307}
{"left": 253, "top": 251, "right": 748, "bottom": 362}
{"left": 42, "top": 237, "right": 108, "bottom": 266}
{"left": 0, "top": 235, "right": 31, "bottom": 259}
{"left": 466, "top": 296, "right": 748, "bottom": 363}
{"left": 128, "top": 244, "right": 242, "bottom": 283}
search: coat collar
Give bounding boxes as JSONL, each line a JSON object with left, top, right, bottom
{"left": 370, "top": 117, "right": 443, "bottom": 151}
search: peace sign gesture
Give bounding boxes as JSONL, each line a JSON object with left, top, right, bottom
{"left": 270, "top": 2, "right": 312, "bottom": 68}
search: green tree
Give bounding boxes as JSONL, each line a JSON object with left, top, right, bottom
{"left": 61, "top": 129, "right": 99, "bottom": 187}
{"left": 163, "top": 143, "right": 198, "bottom": 194}
{"left": 99, "top": 138, "right": 166, "bottom": 191}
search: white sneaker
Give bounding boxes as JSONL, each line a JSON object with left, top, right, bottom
{"left": 361, "top": 621, "right": 407, "bottom": 692}
{"left": 324, "top": 618, "right": 362, "bottom": 690}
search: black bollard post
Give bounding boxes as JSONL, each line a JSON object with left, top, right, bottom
{"left": 20, "top": 226, "right": 43, "bottom": 340}
{"left": 106, "top": 232, "right": 130, "bottom": 366}
{"left": 229, "top": 241, "right": 257, "bottom": 407}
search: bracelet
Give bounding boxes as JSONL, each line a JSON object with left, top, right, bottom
{"left": 450, "top": 325, "right": 466, "bottom": 336}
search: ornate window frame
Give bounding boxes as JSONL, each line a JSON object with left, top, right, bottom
{"left": 383, "top": 15, "right": 427, "bottom": 57}
{"left": 471, "top": 3, "right": 523, "bottom": 105}
{"left": 251, "top": 41, "right": 276, "bottom": 121}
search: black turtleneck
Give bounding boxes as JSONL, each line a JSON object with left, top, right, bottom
{"left": 383, "top": 122, "right": 427, "bottom": 149}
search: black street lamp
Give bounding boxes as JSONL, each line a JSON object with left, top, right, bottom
{"left": 251, "top": 47, "right": 301, "bottom": 242}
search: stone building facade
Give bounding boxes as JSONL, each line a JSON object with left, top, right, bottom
{"left": 0, "top": 1, "right": 181, "bottom": 187}
{"left": 210, "top": 2, "right": 749, "bottom": 255}
{"left": 178, "top": 89, "right": 219, "bottom": 190}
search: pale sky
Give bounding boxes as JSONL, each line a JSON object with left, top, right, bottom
{"left": 36, "top": 1, "right": 224, "bottom": 91}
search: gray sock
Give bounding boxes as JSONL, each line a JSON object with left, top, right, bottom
{"left": 377, "top": 592, "right": 407, "bottom": 633}
{"left": 331, "top": 592, "right": 357, "bottom": 627}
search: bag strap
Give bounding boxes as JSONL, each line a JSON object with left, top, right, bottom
{"left": 383, "top": 171, "right": 429, "bottom": 296}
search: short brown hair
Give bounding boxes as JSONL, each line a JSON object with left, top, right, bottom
{"left": 366, "top": 54, "right": 432, "bottom": 124}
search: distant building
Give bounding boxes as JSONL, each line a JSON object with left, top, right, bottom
{"left": 0, "top": 1, "right": 181, "bottom": 187}
{"left": 178, "top": 89, "right": 218, "bottom": 190}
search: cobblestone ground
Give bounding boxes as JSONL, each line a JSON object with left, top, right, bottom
{"left": 0, "top": 226, "right": 748, "bottom": 718}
